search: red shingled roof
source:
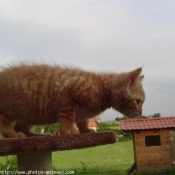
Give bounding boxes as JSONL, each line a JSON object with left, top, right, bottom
{"left": 120, "top": 116, "right": 175, "bottom": 132}
{"left": 88, "top": 119, "right": 97, "bottom": 127}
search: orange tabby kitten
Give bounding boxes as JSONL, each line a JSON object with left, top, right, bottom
{"left": 0, "top": 64, "right": 145, "bottom": 138}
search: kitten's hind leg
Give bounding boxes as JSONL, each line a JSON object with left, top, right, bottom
{"left": 0, "top": 114, "right": 26, "bottom": 138}
{"left": 76, "top": 119, "right": 96, "bottom": 134}
{"left": 14, "top": 123, "right": 52, "bottom": 137}
{"left": 58, "top": 113, "right": 79, "bottom": 135}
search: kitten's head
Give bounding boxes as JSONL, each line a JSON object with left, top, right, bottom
{"left": 112, "top": 67, "right": 145, "bottom": 118}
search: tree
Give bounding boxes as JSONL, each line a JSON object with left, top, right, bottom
{"left": 115, "top": 117, "right": 120, "bottom": 121}
{"left": 153, "top": 113, "right": 161, "bottom": 118}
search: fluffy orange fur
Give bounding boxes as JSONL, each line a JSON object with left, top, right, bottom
{"left": 0, "top": 64, "right": 145, "bottom": 138}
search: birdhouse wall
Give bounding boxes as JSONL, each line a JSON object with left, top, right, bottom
{"left": 133, "top": 130, "right": 172, "bottom": 173}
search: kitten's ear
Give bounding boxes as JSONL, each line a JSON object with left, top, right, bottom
{"left": 139, "top": 75, "right": 144, "bottom": 82}
{"left": 127, "top": 67, "right": 142, "bottom": 86}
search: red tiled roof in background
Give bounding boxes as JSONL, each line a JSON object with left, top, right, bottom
{"left": 120, "top": 116, "right": 175, "bottom": 132}
{"left": 88, "top": 119, "right": 97, "bottom": 127}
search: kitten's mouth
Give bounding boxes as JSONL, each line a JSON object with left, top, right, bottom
{"left": 129, "top": 112, "right": 141, "bottom": 118}
{"left": 123, "top": 111, "right": 141, "bottom": 118}
{"left": 113, "top": 106, "right": 140, "bottom": 118}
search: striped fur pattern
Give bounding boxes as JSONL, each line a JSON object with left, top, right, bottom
{"left": 0, "top": 64, "right": 145, "bottom": 138}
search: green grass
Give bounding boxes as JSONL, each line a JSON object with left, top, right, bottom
{"left": 0, "top": 156, "right": 9, "bottom": 165}
{"left": 52, "top": 141, "right": 134, "bottom": 174}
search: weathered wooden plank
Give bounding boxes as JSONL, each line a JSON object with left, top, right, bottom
{"left": 162, "top": 138, "right": 171, "bottom": 145}
{"left": 136, "top": 145, "right": 171, "bottom": 154}
{"left": 137, "top": 155, "right": 171, "bottom": 162}
{"left": 137, "top": 165, "right": 172, "bottom": 173}
{"left": 137, "top": 152, "right": 171, "bottom": 157}
{"left": 137, "top": 162, "right": 172, "bottom": 167}
{"left": 136, "top": 152, "right": 171, "bottom": 159}
{"left": 170, "top": 130, "right": 175, "bottom": 170}
{"left": 136, "top": 150, "right": 171, "bottom": 156}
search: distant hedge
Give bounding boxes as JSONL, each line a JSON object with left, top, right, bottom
{"left": 97, "top": 122, "right": 132, "bottom": 141}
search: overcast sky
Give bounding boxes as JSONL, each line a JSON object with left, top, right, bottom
{"left": 0, "top": 0, "right": 175, "bottom": 121}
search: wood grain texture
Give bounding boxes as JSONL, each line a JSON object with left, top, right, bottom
{"left": 133, "top": 130, "right": 173, "bottom": 172}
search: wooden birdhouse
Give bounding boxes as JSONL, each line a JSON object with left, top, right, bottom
{"left": 120, "top": 116, "right": 175, "bottom": 174}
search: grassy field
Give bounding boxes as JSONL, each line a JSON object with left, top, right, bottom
{"left": 0, "top": 141, "right": 134, "bottom": 174}
{"left": 52, "top": 141, "right": 133, "bottom": 174}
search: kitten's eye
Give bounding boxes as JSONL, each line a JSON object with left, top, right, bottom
{"left": 136, "top": 99, "right": 141, "bottom": 105}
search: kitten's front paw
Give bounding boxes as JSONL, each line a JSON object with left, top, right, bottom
{"left": 88, "top": 128, "right": 96, "bottom": 133}
{"left": 2, "top": 132, "right": 26, "bottom": 139}
{"left": 17, "top": 132, "right": 26, "bottom": 138}
{"left": 60, "top": 127, "right": 79, "bottom": 135}
{"left": 80, "top": 128, "right": 96, "bottom": 134}
{"left": 11, "top": 132, "right": 26, "bottom": 138}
